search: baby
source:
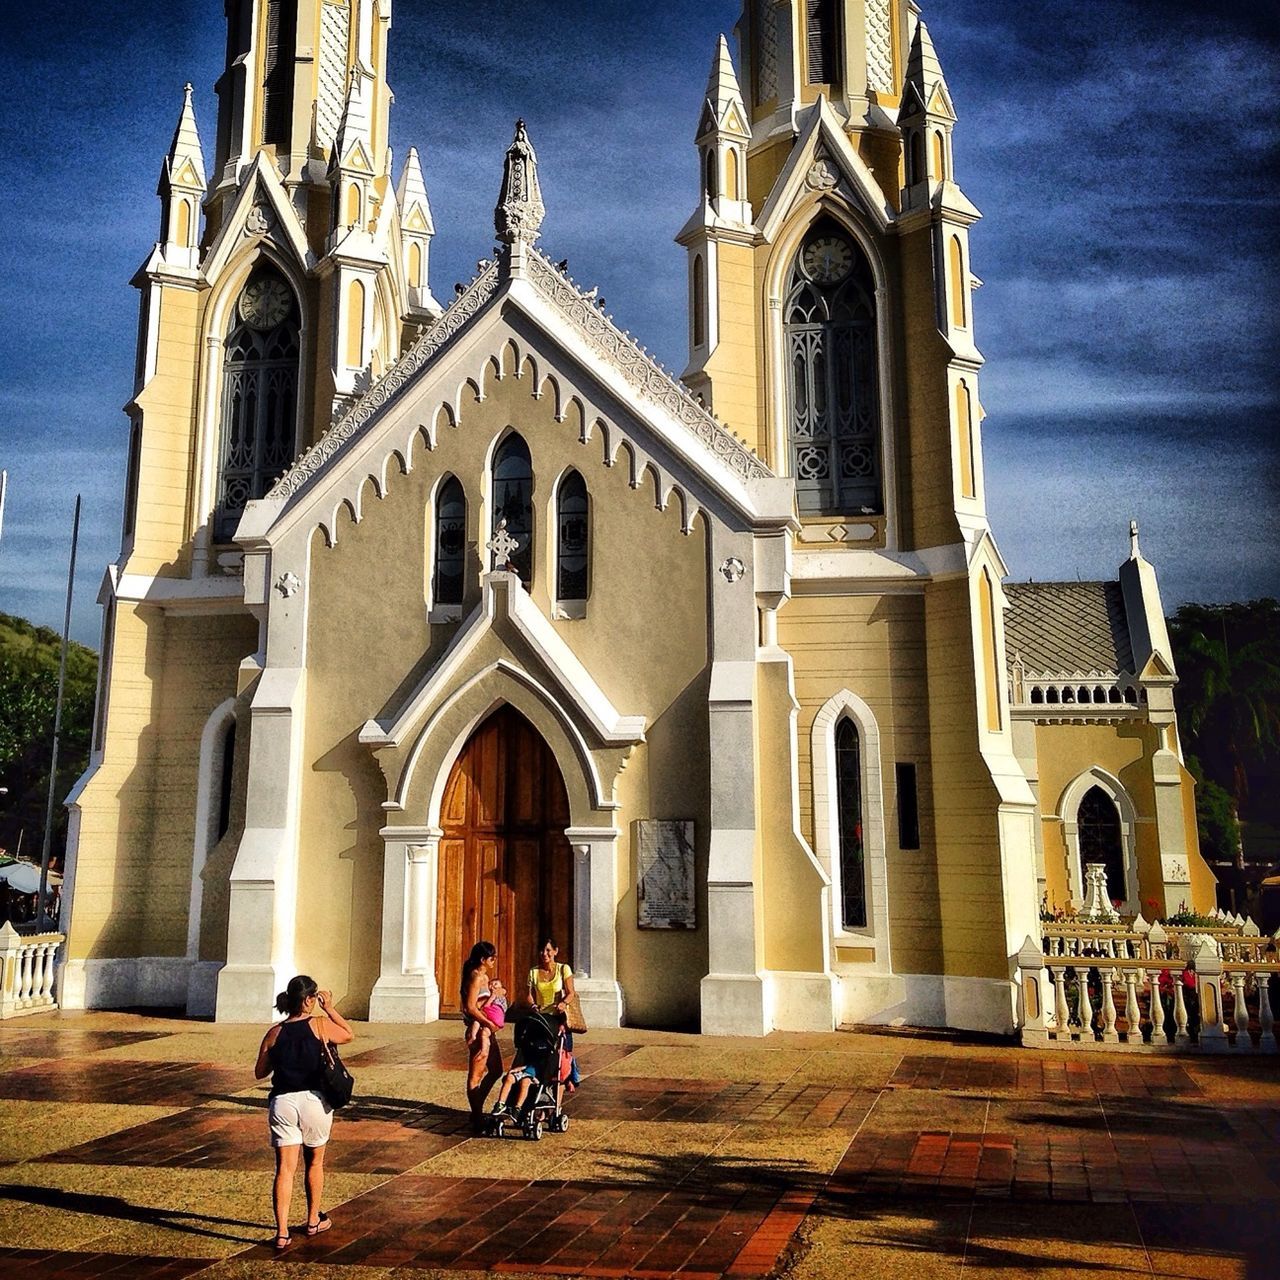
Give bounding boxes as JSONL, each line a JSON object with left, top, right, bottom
{"left": 466, "top": 978, "right": 508, "bottom": 1045}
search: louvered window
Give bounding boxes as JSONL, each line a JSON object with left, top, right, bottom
{"left": 806, "top": 0, "right": 837, "bottom": 85}
{"left": 215, "top": 271, "right": 299, "bottom": 541}
{"left": 262, "top": 0, "right": 297, "bottom": 146}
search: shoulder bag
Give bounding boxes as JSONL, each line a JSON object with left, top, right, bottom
{"left": 317, "top": 1034, "right": 355, "bottom": 1109}
{"left": 559, "top": 964, "right": 588, "bottom": 1036}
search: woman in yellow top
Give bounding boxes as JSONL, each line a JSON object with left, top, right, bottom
{"left": 527, "top": 936, "right": 580, "bottom": 1087}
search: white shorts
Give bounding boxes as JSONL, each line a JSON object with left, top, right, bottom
{"left": 268, "top": 1089, "right": 333, "bottom": 1148}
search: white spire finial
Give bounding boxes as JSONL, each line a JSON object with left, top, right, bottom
{"left": 495, "top": 119, "right": 545, "bottom": 246}
{"left": 1129, "top": 519, "right": 1141, "bottom": 560}
{"left": 163, "top": 80, "right": 207, "bottom": 191}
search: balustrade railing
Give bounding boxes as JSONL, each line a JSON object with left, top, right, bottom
{"left": 1019, "top": 934, "right": 1280, "bottom": 1053}
{"left": 0, "top": 921, "right": 63, "bottom": 1019}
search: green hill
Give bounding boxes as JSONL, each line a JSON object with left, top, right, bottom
{"left": 0, "top": 612, "right": 98, "bottom": 861}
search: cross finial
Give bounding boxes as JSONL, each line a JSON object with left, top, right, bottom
{"left": 1129, "top": 519, "right": 1140, "bottom": 560}
{"left": 487, "top": 519, "right": 520, "bottom": 570}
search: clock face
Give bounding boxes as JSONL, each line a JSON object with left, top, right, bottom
{"left": 239, "top": 277, "right": 293, "bottom": 330}
{"left": 803, "top": 236, "right": 854, "bottom": 285}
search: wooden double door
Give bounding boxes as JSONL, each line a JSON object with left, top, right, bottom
{"left": 436, "top": 706, "right": 573, "bottom": 1013}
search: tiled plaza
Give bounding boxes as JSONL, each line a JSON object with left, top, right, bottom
{"left": 0, "top": 1014, "right": 1277, "bottom": 1278}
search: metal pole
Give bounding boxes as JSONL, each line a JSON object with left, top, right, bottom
{"left": 37, "top": 494, "right": 80, "bottom": 928}
{"left": 0, "top": 469, "right": 8, "bottom": 565}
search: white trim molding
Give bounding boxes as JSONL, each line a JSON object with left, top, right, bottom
{"left": 811, "top": 689, "right": 890, "bottom": 971}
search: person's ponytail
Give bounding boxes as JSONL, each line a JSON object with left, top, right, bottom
{"left": 276, "top": 974, "right": 319, "bottom": 1017}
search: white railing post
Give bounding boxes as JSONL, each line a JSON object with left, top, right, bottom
{"left": 1257, "top": 975, "right": 1277, "bottom": 1053}
{"left": 1051, "top": 964, "right": 1070, "bottom": 1039}
{"left": 1195, "top": 940, "right": 1228, "bottom": 1053}
{"left": 1018, "top": 936, "right": 1050, "bottom": 1047}
{"left": 1173, "top": 978, "right": 1190, "bottom": 1047}
{"left": 1076, "top": 968, "right": 1095, "bottom": 1039}
{"left": 1124, "top": 969, "right": 1142, "bottom": 1044}
{"left": 0, "top": 924, "right": 63, "bottom": 1020}
{"left": 1231, "top": 971, "right": 1252, "bottom": 1051}
{"left": 1101, "top": 968, "right": 1119, "bottom": 1042}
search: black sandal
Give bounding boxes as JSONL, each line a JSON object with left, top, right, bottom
{"left": 273, "top": 1234, "right": 291, "bottom": 1250}
{"left": 306, "top": 1212, "right": 331, "bottom": 1236}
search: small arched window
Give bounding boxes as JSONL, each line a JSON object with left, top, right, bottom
{"left": 1078, "top": 786, "right": 1125, "bottom": 904}
{"left": 346, "top": 277, "right": 365, "bottom": 367}
{"left": 408, "top": 241, "right": 423, "bottom": 288}
{"left": 931, "top": 130, "right": 947, "bottom": 181}
{"left": 556, "top": 470, "right": 589, "bottom": 603}
{"left": 908, "top": 131, "right": 925, "bottom": 186}
{"left": 216, "top": 719, "right": 236, "bottom": 843}
{"left": 835, "top": 717, "right": 866, "bottom": 929}
{"left": 949, "top": 235, "right": 967, "bottom": 330}
{"left": 491, "top": 433, "right": 533, "bottom": 584}
{"left": 725, "top": 148, "right": 740, "bottom": 201}
{"left": 705, "top": 149, "right": 718, "bottom": 201}
{"left": 785, "top": 218, "right": 882, "bottom": 515}
{"left": 978, "top": 570, "right": 1002, "bottom": 732}
{"left": 433, "top": 476, "right": 467, "bottom": 606}
{"left": 123, "top": 420, "right": 142, "bottom": 538}
{"left": 216, "top": 268, "right": 299, "bottom": 540}
{"left": 955, "top": 379, "right": 976, "bottom": 499}
{"left": 692, "top": 254, "right": 707, "bottom": 349}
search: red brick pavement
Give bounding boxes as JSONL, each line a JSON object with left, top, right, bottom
{"left": 0, "top": 1249, "right": 210, "bottom": 1277}
{"left": 887, "top": 1053, "right": 1203, "bottom": 1097}
{"left": 0, "top": 1059, "right": 255, "bottom": 1108}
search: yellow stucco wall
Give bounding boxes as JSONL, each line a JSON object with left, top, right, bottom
{"left": 69, "top": 607, "right": 257, "bottom": 961}
{"left": 295, "top": 364, "right": 711, "bottom": 1021}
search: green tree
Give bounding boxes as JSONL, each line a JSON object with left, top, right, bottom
{"left": 0, "top": 613, "right": 98, "bottom": 861}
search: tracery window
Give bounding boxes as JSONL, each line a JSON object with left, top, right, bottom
{"left": 1078, "top": 786, "right": 1125, "bottom": 905}
{"left": 556, "top": 470, "right": 589, "bottom": 603}
{"left": 433, "top": 476, "right": 466, "bottom": 606}
{"left": 785, "top": 220, "right": 882, "bottom": 516}
{"left": 491, "top": 433, "right": 533, "bottom": 585}
{"left": 836, "top": 717, "right": 866, "bottom": 930}
{"left": 215, "top": 269, "right": 299, "bottom": 541}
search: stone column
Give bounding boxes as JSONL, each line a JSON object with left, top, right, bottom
{"left": 369, "top": 827, "right": 441, "bottom": 1023}
{"left": 565, "top": 825, "right": 623, "bottom": 1027}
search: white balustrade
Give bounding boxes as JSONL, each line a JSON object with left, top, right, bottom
{"left": 0, "top": 922, "right": 63, "bottom": 1019}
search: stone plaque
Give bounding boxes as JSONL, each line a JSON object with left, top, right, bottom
{"left": 635, "top": 820, "right": 696, "bottom": 930}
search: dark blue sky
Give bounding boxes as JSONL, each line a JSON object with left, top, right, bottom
{"left": 1, "top": 1, "right": 1276, "bottom": 644}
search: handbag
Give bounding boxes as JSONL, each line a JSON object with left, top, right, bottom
{"left": 317, "top": 1036, "right": 354, "bottom": 1110}
{"left": 560, "top": 965, "right": 588, "bottom": 1036}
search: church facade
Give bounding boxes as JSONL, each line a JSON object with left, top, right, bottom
{"left": 59, "top": 0, "right": 1214, "bottom": 1036}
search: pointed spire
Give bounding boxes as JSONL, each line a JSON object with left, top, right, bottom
{"left": 698, "top": 35, "right": 750, "bottom": 144}
{"left": 334, "top": 68, "right": 373, "bottom": 169}
{"left": 161, "top": 82, "right": 206, "bottom": 192}
{"left": 397, "top": 147, "right": 435, "bottom": 236}
{"left": 905, "top": 20, "right": 954, "bottom": 120}
{"left": 495, "top": 120, "right": 545, "bottom": 246}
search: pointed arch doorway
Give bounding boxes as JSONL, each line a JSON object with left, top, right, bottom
{"left": 435, "top": 705, "right": 573, "bottom": 1013}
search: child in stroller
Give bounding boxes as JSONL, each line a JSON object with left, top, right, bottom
{"left": 486, "top": 1007, "right": 570, "bottom": 1140}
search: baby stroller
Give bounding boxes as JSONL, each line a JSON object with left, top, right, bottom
{"left": 489, "top": 1007, "right": 570, "bottom": 1141}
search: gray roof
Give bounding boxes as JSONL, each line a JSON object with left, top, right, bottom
{"left": 1004, "top": 581, "right": 1134, "bottom": 676}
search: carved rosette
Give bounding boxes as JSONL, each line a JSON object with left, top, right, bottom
{"left": 495, "top": 119, "right": 546, "bottom": 245}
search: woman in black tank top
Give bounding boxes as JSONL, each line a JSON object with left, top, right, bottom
{"left": 254, "top": 975, "right": 354, "bottom": 1250}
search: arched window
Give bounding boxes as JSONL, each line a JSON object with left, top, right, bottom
{"left": 806, "top": 0, "right": 837, "bottom": 85}
{"left": 491, "top": 433, "right": 533, "bottom": 584}
{"left": 1078, "top": 786, "right": 1126, "bottom": 904}
{"left": 692, "top": 254, "right": 707, "bottom": 348}
{"left": 123, "top": 420, "right": 142, "bottom": 538}
{"left": 908, "top": 131, "right": 925, "bottom": 186}
{"left": 785, "top": 219, "right": 882, "bottom": 515}
{"left": 216, "top": 719, "right": 236, "bottom": 843}
{"left": 835, "top": 717, "right": 866, "bottom": 929}
{"left": 408, "top": 241, "right": 423, "bottom": 288}
{"left": 725, "top": 148, "right": 740, "bottom": 201}
{"left": 556, "top": 470, "right": 589, "bottom": 603}
{"left": 955, "top": 379, "right": 976, "bottom": 499}
{"left": 705, "top": 149, "right": 718, "bottom": 201}
{"left": 978, "top": 570, "right": 1002, "bottom": 732}
{"left": 433, "top": 476, "right": 466, "bottom": 606}
{"left": 215, "top": 268, "right": 299, "bottom": 540}
{"left": 931, "top": 130, "right": 947, "bottom": 181}
{"left": 346, "top": 277, "right": 365, "bottom": 367}
{"left": 949, "top": 235, "right": 967, "bottom": 329}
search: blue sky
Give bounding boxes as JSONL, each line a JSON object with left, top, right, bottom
{"left": 1, "top": 0, "right": 1276, "bottom": 645}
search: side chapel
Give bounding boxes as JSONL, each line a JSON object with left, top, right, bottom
{"left": 60, "top": 0, "right": 1214, "bottom": 1035}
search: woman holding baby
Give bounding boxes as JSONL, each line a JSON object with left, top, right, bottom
{"left": 460, "top": 941, "right": 506, "bottom": 1129}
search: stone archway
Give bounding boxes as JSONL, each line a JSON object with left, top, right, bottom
{"left": 435, "top": 705, "right": 573, "bottom": 1011}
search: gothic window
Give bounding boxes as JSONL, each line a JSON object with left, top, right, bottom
{"left": 785, "top": 220, "right": 882, "bottom": 516}
{"left": 215, "top": 269, "right": 299, "bottom": 541}
{"left": 979, "top": 569, "right": 1002, "bottom": 732}
{"left": 216, "top": 720, "right": 236, "bottom": 843}
{"left": 692, "top": 254, "right": 707, "bottom": 348}
{"left": 908, "top": 131, "right": 925, "bottom": 186}
{"left": 705, "top": 149, "right": 718, "bottom": 201}
{"left": 433, "top": 476, "right": 466, "bottom": 606}
{"left": 556, "top": 470, "right": 589, "bottom": 603}
{"left": 491, "top": 433, "right": 533, "bottom": 585}
{"left": 123, "top": 421, "right": 142, "bottom": 539}
{"left": 262, "top": 0, "right": 297, "bottom": 146}
{"left": 806, "top": 0, "right": 838, "bottom": 85}
{"left": 955, "top": 379, "right": 976, "bottom": 499}
{"left": 949, "top": 234, "right": 967, "bottom": 329}
{"left": 836, "top": 717, "right": 866, "bottom": 930}
{"left": 1078, "top": 786, "right": 1126, "bottom": 905}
